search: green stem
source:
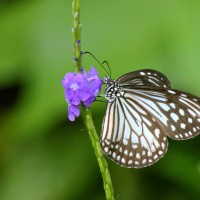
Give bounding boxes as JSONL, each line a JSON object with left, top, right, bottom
{"left": 72, "top": 1, "right": 114, "bottom": 199}
{"left": 81, "top": 107, "right": 114, "bottom": 200}
{"left": 72, "top": 0, "right": 81, "bottom": 72}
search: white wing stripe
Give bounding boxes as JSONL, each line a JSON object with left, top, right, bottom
{"left": 140, "top": 136, "right": 150, "bottom": 150}
{"left": 127, "top": 90, "right": 167, "bottom": 102}
{"left": 126, "top": 99, "right": 147, "bottom": 115}
{"left": 113, "top": 101, "right": 119, "bottom": 142}
{"left": 102, "top": 103, "right": 114, "bottom": 140}
{"left": 131, "top": 131, "right": 139, "bottom": 144}
{"left": 124, "top": 120, "right": 131, "bottom": 140}
{"left": 181, "top": 96, "right": 200, "bottom": 108}
{"left": 121, "top": 99, "right": 142, "bottom": 137}
{"left": 179, "top": 98, "right": 200, "bottom": 116}
{"left": 134, "top": 95, "right": 168, "bottom": 126}
{"left": 143, "top": 123, "right": 157, "bottom": 147}
{"left": 115, "top": 100, "right": 125, "bottom": 142}
{"left": 122, "top": 99, "right": 142, "bottom": 124}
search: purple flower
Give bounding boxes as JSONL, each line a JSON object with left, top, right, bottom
{"left": 62, "top": 66, "right": 102, "bottom": 121}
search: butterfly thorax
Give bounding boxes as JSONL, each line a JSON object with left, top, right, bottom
{"left": 102, "top": 76, "right": 123, "bottom": 102}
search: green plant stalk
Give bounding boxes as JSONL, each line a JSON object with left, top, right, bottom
{"left": 81, "top": 106, "right": 114, "bottom": 200}
{"left": 72, "top": 1, "right": 114, "bottom": 199}
{"left": 72, "top": 0, "right": 81, "bottom": 72}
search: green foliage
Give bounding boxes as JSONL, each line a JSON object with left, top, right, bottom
{"left": 0, "top": 0, "right": 200, "bottom": 200}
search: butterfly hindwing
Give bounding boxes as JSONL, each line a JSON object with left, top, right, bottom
{"left": 100, "top": 98, "right": 169, "bottom": 168}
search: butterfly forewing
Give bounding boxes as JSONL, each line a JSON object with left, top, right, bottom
{"left": 117, "top": 69, "right": 171, "bottom": 88}
{"left": 101, "top": 69, "right": 200, "bottom": 168}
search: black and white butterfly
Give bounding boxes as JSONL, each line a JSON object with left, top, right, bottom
{"left": 100, "top": 69, "right": 200, "bottom": 168}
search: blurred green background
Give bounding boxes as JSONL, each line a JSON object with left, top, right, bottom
{"left": 0, "top": 0, "right": 200, "bottom": 200}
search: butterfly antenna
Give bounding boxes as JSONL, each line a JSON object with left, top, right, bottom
{"left": 102, "top": 60, "right": 111, "bottom": 77}
{"left": 83, "top": 51, "right": 110, "bottom": 77}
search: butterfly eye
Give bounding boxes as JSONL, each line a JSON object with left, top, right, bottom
{"left": 100, "top": 69, "right": 200, "bottom": 168}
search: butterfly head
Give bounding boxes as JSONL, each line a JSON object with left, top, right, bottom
{"left": 102, "top": 76, "right": 122, "bottom": 102}
{"left": 101, "top": 76, "right": 113, "bottom": 84}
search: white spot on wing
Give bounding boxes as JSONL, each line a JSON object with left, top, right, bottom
{"left": 121, "top": 158, "right": 126, "bottom": 163}
{"left": 179, "top": 109, "right": 185, "bottom": 116}
{"left": 140, "top": 72, "right": 145, "bottom": 75}
{"left": 154, "top": 154, "right": 158, "bottom": 159}
{"left": 168, "top": 90, "right": 176, "bottom": 94}
{"left": 117, "top": 155, "right": 121, "bottom": 161}
{"left": 180, "top": 123, "right": 186, "bottom": 129}
{"left": 129, "top": 152, "right": 133, "bottom": 157}
{"left": 136, "top": 153, "right": 141, "bottom": 159}
{"left": 171, "top": 125, "right": 176, "bottom": 131}
{"left": 161, "top": 142, "right": 165, "bottom": 149}
{"left": 188, "top": 118, "right": 193, "bottom": 123}
{"left": 124, "top": 150, "right": 128, "bottom": 155}
{"left": 104, "top": 147, "right": 108, "bottom": 152}
{"left": 128, "top": 160, "right": 133, "bottom": 165}
{"left": 142, "top": 159, "right": 147, "bottom": 164}
{"left": 170, "top": 112, "right": 179, "bottom": 122}
{"left": 155, "top": 128, "right": 160, "bottom": 138}
{"left": 169, "top": 103, "right": 176, "bottom": 109}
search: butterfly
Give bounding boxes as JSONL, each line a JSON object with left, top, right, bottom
{"left": 100, "top": 69, "right": 200, "bottom": 168}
